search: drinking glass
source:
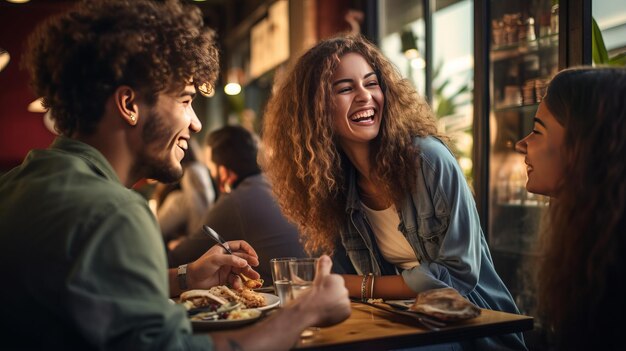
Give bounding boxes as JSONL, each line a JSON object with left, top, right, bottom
{"left": 288, "top": 258, "right": 319, "bottom": 299}
{"left": 270, "top": 257, "right": 296, "bottom": 307}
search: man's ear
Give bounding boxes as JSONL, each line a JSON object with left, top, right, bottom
{"left": 218, "top": 165, "right": 238, "bottom": 193}
{"left": 114, "top": 86, "right": 140, "bottom": 126}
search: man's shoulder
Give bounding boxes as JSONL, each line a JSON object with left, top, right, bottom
{"left": 228, "top": 174, "right": 271, "bottom": 200}
{"left": 2, "top": 148, "right": 145, "bottom": 209}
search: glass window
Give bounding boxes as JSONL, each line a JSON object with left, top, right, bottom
{"left": 432, "top": 0, "right": 474, "bottom": 183}
{"left": 592, "top": 0, "right": 626, "bottom": 65}
{"left": 379, "top": 0, "right": 474, "bottom": 185}
{"left": 379, "top": 0, "right": 426, "bottom": 96}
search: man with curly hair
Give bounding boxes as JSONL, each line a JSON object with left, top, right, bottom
{"left": 0, "top": 1, "right": 349, "bottom": 350}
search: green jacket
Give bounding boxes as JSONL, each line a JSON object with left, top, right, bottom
{"left": 0, "top": 137, "right": 212, "bottom": 350}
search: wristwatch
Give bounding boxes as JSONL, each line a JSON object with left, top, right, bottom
{"left": 177, "top": 264, "right": 188, "bottom": 290}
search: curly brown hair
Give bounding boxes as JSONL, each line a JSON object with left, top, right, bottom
{"left": 23, "top": 0, "right": 219, "bottom": 136}
{"left": 536, "top": 67, "right": 626, "bottom": 350}
{"left": 261, "top": 33, "right": 442, "bottom": 255}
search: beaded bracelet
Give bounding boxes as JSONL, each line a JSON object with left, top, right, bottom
{"left": 360, "top": 273, "right": 372, "bottom": 301}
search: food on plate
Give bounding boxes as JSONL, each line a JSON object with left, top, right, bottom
{"left": 240, "top": 274, "right": 264, "bottom": 289}
{"left": 409, "top": 287, "right": 481, "bottom": 321}
{"left": 225, "top": 309, "right": 261, "bottom": 321}
{"left": 179, "top": 288, "right": 263, "bottom": 322}
{"left": 180, "top": 289, "right": 229, "bottom": 310}
{"left": 207, "top": 285, "right": 267, "bottom": 308}
{"left": 190, "top": 306, "right": 261, "bottom": 322}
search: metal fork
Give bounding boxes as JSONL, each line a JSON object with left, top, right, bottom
{"left": 203, "top": 225, "right": 233, "bottom": 254}
{"left": 202, "top": 225, "right": 255, "bottom": 280}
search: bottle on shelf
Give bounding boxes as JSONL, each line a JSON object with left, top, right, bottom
{"left": 550, "top": 4, "right": 559, "bottom": 39}
{"left": 507, "top": 162, "right": 527, "bottom": 205}
{"left": 524, "top": 17, "right": 537, "bottom": 47}
{"left": 496, "top": 167, "right": 510, "bottom": 205}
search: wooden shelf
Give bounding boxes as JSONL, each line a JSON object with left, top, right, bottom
{"left": 490, "top": 34, "right": 558, "bottom": 61}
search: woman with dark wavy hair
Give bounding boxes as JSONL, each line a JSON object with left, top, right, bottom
{"left": 516, "top": 67, "right": 626, "bottom": 350}
{"left": 262, "top": 33, "right": 526, "bottom": 350}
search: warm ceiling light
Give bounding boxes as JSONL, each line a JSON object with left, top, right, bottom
{"left": 224, "top": 83, "right": 241, "bottom": 96}
{"left": 223, "top": 68, "right": 242, "bottom": 96}
{"left": 27, "top": 97, "right": 47, "bottom": 113}
{"left": 400, "top": 29, "right": 420, "bottom": 59}
{"left": 0, "top": 48, "right": 9, "bottom": 72}
{"left": 6, "top": 0, "right": 31, "bottom": 3}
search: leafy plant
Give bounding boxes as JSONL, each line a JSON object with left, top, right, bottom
{"left": 592, "top": 17, "right": 626, "bottom": 66}
{"left": 431, "top": 60, "right": 474, "bottom": 182}
{"left": 432, "top": 60, "right": 471, "bottom": 118}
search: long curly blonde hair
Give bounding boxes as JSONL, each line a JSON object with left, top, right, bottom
{"left": 261, "top": 34, "right": 441, "bottom": 255}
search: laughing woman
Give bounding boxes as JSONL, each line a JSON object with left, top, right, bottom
{"left": 261, "top": 34, "right": 526, "bottom": 350}
{"left": 516, "top": 67, "right": 626, "bottom": 350}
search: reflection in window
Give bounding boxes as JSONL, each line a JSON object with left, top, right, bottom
{"left": 592, "top": 1, "right": 626, "bottom": 66}
{"left": 379, "top": 0, "right": 474, "bottom": 185}
{"left": 379, "top": 0, "right": 426, "bottom": 95}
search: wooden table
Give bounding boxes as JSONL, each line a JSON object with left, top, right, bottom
{"left": 292, "top": 302, "right": 533, "bottom": 350}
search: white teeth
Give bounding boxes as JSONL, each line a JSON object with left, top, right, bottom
{"left": 350, "top": 109, "right": 375, "bottom": 121}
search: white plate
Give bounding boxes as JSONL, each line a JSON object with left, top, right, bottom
{"left": 191, "top": 309, "right": 262, "bottom": 330}
{"left": 258, "top": 293, "right": 280, "bottom": 311}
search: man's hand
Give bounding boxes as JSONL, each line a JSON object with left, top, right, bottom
{"left": 210, "top": 255, "right": 351, "bottom": 351}
{"left": 295, "top": 255, "right": 351, "bottom": 327}
{"left": 187, "top": 240, "right": 260, "bottom": 290}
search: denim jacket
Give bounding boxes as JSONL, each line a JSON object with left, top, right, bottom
{"left": 339, "top": 136, "right": 527, "bottom": 350}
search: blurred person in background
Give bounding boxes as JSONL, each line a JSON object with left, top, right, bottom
{"left": 153, "top": 138, "right": 216, "bottom": 249}
{"left": 0, "top": 1, "right": 349, "bottom": 349}
{"left": 262, "top": 33, "right": 526, "bottom": 350}
{"left": 169, "top": 125, "right": 306, "bottom": 283}
{"left": 516, "top": 67, "right": 626, "bottom": 351}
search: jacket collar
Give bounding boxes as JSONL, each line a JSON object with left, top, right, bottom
{"left": 345, "top": 163, "right": 361, "bottom": 212}
{"left": 51, "top": 136, "right": 122, "bottom": 185}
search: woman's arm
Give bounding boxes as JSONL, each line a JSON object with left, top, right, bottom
{"left": 402, "top": 137, "right": 482, "bottom": 296}
{"left": 342, "top": 274, "right": 417, "bottom": 300}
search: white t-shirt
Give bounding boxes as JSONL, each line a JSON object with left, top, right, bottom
{"left": 361, "top": 203, "right": 420, "bottom": 270}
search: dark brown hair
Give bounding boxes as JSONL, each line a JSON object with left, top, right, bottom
{"left": 261, "top": 33, "right": 442, "bottom": 254}
{"left": 23, "top": 0, "right": 219, "bottom": 136}
{"left": 205, "top": 125, "right": 261, "bottom": 181}
{"left": 537, "top": 67, "right": 626, "bottom": 350}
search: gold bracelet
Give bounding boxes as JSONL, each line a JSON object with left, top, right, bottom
{"left": 369, "top": 274, "right": 375, "bottom": 299}
{"left": 360, "top": 274, "right": 369, "bottom": 301}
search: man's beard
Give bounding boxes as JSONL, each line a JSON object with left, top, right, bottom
{"left": 135, "top": 107, "right": 183, "bottom": 184}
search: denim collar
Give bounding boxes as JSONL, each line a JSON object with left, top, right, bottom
{"left": 345, "top": 163, "right": 361, "bottom": 213}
